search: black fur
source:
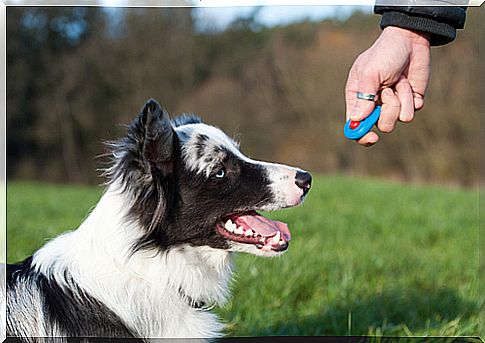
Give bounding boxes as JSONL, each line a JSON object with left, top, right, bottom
{"left": 7, "top": 259, "right": 140, "bottom": 340}
{"left": 171, "top": 113, "right": 202, "bottom": 127}
{"left": 108, "top": 100, "right": 274, "bottom": 252}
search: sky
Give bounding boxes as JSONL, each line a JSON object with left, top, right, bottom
{"left": 93, "top": 1, "right": 375, "bottom": 32}
{"left": 192, "top": 5, "right": 373, "bottom": 31}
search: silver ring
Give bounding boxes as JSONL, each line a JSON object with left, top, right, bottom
{"left": 356, "top": 92, "right": 378, "bottom": 102}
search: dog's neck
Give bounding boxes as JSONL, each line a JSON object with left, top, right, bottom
{"left": 32, "top": 184, "right": 233, "bottom": 338}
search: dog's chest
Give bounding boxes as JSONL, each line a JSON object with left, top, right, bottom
{"left": 72, "top": 245, "right": 233, "bottom": 338}
{"left": 111, "top": 277, "right": 224, "bottom": 339}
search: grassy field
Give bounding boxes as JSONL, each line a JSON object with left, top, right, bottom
{"left": 6, "top": 176, "right": 482, "bottom": 337}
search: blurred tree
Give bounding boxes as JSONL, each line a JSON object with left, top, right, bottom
{"left": 6, "top": 7, "right": 481, "bottom": 185}
{"left": 7, "top": 7, "right": 106, "bottom": 182}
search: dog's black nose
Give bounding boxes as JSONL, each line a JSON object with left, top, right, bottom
{"left": 295, "top": 171, "right": 312, "bottom": 196}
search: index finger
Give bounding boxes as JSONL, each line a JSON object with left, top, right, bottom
{"left": 345, "top": 68, "right": 380, "bottom": 122}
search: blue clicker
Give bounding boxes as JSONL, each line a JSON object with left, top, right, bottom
{"left": 344, "top": 106, "right": 381, "bottom": 140}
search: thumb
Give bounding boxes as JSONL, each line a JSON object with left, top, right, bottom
{"left": 346, "top": 70, "right": 380, "bottom": 121}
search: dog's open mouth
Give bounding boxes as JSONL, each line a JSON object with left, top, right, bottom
{"left": 216, "top": 211, "right": 291, "bottom": 252}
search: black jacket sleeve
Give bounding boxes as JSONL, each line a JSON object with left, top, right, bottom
{"left": 374, "top": 4, "right": 467, "bottom": 46}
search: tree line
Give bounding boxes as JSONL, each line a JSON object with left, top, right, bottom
{"left": 7, "top": 7, "right": 481, "bottom": 185}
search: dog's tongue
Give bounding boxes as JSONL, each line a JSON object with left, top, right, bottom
{"left": 233, "top": 213, "right": 291, "bottom": 241}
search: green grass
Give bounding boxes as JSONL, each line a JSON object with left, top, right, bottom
{"left": 6, "top": 176, "right": 482, "bottom": 337}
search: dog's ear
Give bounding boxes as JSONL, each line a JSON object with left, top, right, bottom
{"left": 141, "top": 99, "right": 175, "bottom": 174}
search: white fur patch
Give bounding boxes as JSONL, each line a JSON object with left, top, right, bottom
{"left": 32, "top": 184, "right": 232, "bottom": 339}
{"left": 176, "top": 123, "right": 241, "bottom": 177}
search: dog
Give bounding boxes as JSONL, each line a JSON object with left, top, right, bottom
{"left": 6, "top": 99, "right": 312, "bottom": 341}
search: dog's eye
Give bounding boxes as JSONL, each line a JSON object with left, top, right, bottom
{"left": 215, "top": 167, "right": 226, "bottom": 179}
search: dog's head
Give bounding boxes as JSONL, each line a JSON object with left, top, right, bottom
{"left": 108, "top": 99, "right": 311, "bottom": 257}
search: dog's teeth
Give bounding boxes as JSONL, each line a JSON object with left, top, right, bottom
{"left": 278, "top": 239, "right": 285, "bottom": 245}
{"left": 244, "top": 229, "right": 254, "bottom": 237}
{"left": 259, "top": 237, "right": 265, "bottom": 243}
{"left": 235, "top": 226, "right": 244, "bottom": 235}
{"left": 225, "top": 220, "right": 235, "bottom": 232}
{"left": 271, "top": 232, "right": 281, "bottom": 244}
{"left": 226, "top": 221, "right": 237, "bottom": 232}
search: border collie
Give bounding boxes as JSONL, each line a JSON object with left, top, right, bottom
{"left": 6, "top": 99, "right": 312, "bottom": 341}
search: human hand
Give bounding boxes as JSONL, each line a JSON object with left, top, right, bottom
{"left": 345, "top": 26, "right": 431, "bottom": 146}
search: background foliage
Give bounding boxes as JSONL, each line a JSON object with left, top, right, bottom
{"left": 7, "top": 7, "right": 481, "bottom": 185}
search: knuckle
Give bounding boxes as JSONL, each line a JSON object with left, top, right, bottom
{"left": 361, "top": 68, "right": 377, "bottom": 80}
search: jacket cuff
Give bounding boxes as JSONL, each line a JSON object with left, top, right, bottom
{"left": 379, "top": 11, "right": 457, "bottom": 46}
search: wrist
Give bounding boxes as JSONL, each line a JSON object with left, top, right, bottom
{"left": 383, "top": 26, "right": 431, "bottom": 47}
